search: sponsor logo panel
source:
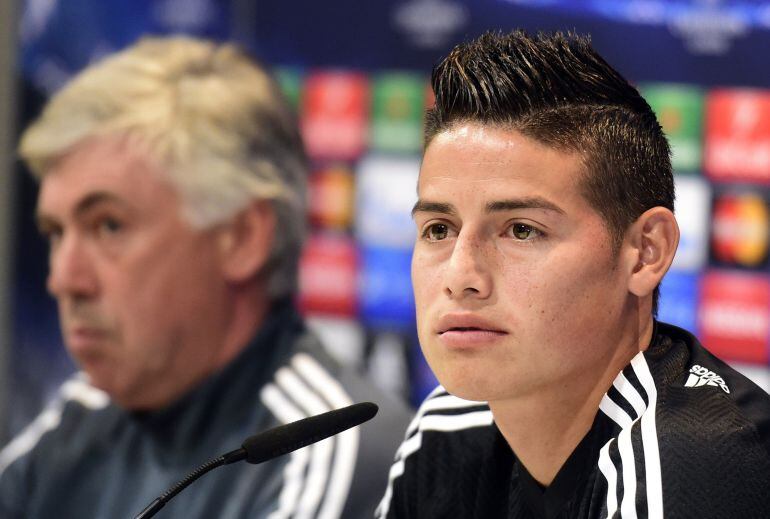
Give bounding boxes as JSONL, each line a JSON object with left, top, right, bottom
{"left": 710, "top": 189, "right": 770, "bottom": 269}
{"left": 275, "top": 67, "right": 303, "bottom": 110}
{"left": 659, "top": 271, "right": 700, "bottom": 333}
{"left": 298, "top": 232, "right": 359, "bottom": 317}
{"left": 358, "top": 245, "right": 415, "bottom": 328}
{"left": 370, "top": 73, "right": 427, "bottom": 153}
{"left": 704, "top": 89, "right": 770, "bottom": 183}
{"left": 673, "top": 175, "right": 711, "bottom": 271}
{"left": 698, "top": 269, "right": 770, "bottom": 364}
{"left": 301, "top": 71, "right": 369, "bottom": 160}
{"left": 354, "top": 155, "right": 419, "bottom": 249}
{"left": 642, "top": 83, "right": 704, "bottom": 173}
{"left": 308, "top": 163, "right": 356, "bottom": 229}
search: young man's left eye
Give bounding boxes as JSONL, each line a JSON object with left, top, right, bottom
{"left": 508, "top": 223, "right": 541, "bottom": 240}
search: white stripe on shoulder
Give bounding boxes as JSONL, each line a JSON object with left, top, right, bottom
{"left": 631, "top": 354, "right": 663, "bottom": 519}
{"left": 292, "top": 353, "right": 357, "bottom": 519}
{"left": 598, "top": 439, "right": 618, "bottom": 518}
{"left": 0, "top": 375, "right": 108, "bottom": 478}
{"left": 404, "top": 387, "right": 486, "bottom": 438}
{"left": 617, "top": 425, "right": 638, "bottom": 518}
{"left": 596, "top": 351, "right": 663, "bottom": 519}
{"left": 424, "top": 385, "right": 448, "bottom": 400}
{"left": 262, "top": 383, "right": 313, "bottom": 519}
{"left": 61, "top": 377, "right": 110, "bottom": 409}
{"left": 599, "top": 366, "right": 649, "bottom": 428}
{"left": 376, "top": 394, "right": 494, "bottom": 519}
{"left": 598, "top": 394, "right": 634, "bottom": 430}
{"left": 375, "top": 454, "right": 404, "bottom": 518}
{"left": 613, "top": 372, "right": 647, "bottom": 418}
{"left": 275, "top": 365, "right": 334, "bottom": 519}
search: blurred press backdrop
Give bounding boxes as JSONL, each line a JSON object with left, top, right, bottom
{"left": 3, "top": 0, "right": 770, "bottom": 441}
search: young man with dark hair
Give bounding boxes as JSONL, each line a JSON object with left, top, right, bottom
{"left": 377, "top": 30, "right": 770, "bottom": 518}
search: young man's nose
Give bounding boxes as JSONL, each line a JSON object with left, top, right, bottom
{"left": 443, "top": 232, "right": 493, "bottom": 300}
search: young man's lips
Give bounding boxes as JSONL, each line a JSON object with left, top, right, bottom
{"left": 437, "top": 328, "right": 508, "bottom": 349}
{"left": 436, "top": 314, "right": 508, "bottom": 348}
{"left": 436, "top": 314, "right": 508, "bottom": 335}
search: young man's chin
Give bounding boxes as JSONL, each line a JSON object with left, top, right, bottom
{"left": 436, "top": 370, "right": 508, "bottom": 403}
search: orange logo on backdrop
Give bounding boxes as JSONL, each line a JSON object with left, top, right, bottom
{"left": 711, "top": 193, "right": 770, "bottom": 267}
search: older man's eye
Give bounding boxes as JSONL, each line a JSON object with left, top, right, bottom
{"left": 423, "top": 223, "right": 450, "bottom": 241}
{"left": 95, "top": 216, "right": 125, "bottom": 238}
{"left": 38, "top": 224, "right": 62, "bottom": 246}
{"left": 509, "top": 223, "right": 541, "bottom": 240}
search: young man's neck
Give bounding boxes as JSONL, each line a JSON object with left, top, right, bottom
{"left": 489, "top": 315, "right": 655, "bottom": 486}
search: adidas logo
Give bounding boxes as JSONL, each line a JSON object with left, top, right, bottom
{"left": 684, "top": 364, "right": 730, "bottom": 394}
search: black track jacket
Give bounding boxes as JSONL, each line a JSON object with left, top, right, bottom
{"left": 377, "top": 322, "right": 770, "bottom": 519}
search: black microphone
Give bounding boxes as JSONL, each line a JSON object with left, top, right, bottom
{"left": 134, "top": 401, "right": 378, "bottom": 519}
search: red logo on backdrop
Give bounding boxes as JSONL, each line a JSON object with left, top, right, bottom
{"left": 711, "top": 192, "right": 770, "bottom": 268}
{"left": 704, "top": 90, "right": 770, "bottom": 183}
{"left": 698, "top": 270, "right": 770, "bottom": 364}
{"left": 298, "top": 233, "right": 358, "bottom": 317}
{"left": 301, "top": 72, "right": 369, "bottom": 160}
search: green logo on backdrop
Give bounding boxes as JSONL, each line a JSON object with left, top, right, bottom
{"left": 641, "top": 84, "right": 704, "bottom": 174}
{"left": 371, "top": 73, "right": 427, "bottom": 153}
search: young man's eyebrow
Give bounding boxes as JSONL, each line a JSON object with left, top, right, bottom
{"left": 411, "top": 198, "right": 565, "bottom": 217}
{"left": 485, "top": 198, "right": 565, "bottom": 215}
{"left": 411, "top": 200, "right": 457, "bottom": 217}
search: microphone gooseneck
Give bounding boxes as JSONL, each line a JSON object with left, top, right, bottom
{"left": 134, "top": 454, "right": 232, "bottom": 519}
{"left": 133, "top": 401, "right": 378, "bottom": 519}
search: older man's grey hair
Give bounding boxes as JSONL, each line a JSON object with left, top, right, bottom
{"left": 19, "top": 36, "right": 308, "bottom": 300}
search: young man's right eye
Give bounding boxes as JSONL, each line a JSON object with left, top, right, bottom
{"left": 422, "top": 223, "right": 450, "bottom": 241}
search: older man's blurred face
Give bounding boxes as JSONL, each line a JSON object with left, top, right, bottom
{"left": 37, "top": 137, "right": 229, "bottom": 410}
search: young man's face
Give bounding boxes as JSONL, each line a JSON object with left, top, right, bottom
{"left": 37, "top": 137, "right": 230, "bottom": 409}
{"left": 412, "top": 124, "right": 634, "bottom": 404}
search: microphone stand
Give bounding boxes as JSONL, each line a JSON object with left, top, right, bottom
{"left": 134, "top": 448, "right": 245, "bottom": 519}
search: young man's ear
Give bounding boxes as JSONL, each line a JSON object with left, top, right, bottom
{"left": 217, "top": 200, "right": 276, "bottom": 283}
{"left": 625, "top": 207, "right": 680, "bottom": 298}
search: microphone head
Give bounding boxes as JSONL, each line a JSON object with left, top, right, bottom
{"left": 242, "top": 402, "right": 378, "bottom": 464}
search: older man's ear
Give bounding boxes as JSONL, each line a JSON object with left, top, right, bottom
{"left": 218, "top": 200, "right": 276, "bottom": 283}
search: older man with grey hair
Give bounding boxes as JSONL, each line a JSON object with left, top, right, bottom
{"left": 0, "top": 36, "right": 410, "bottom": 519}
